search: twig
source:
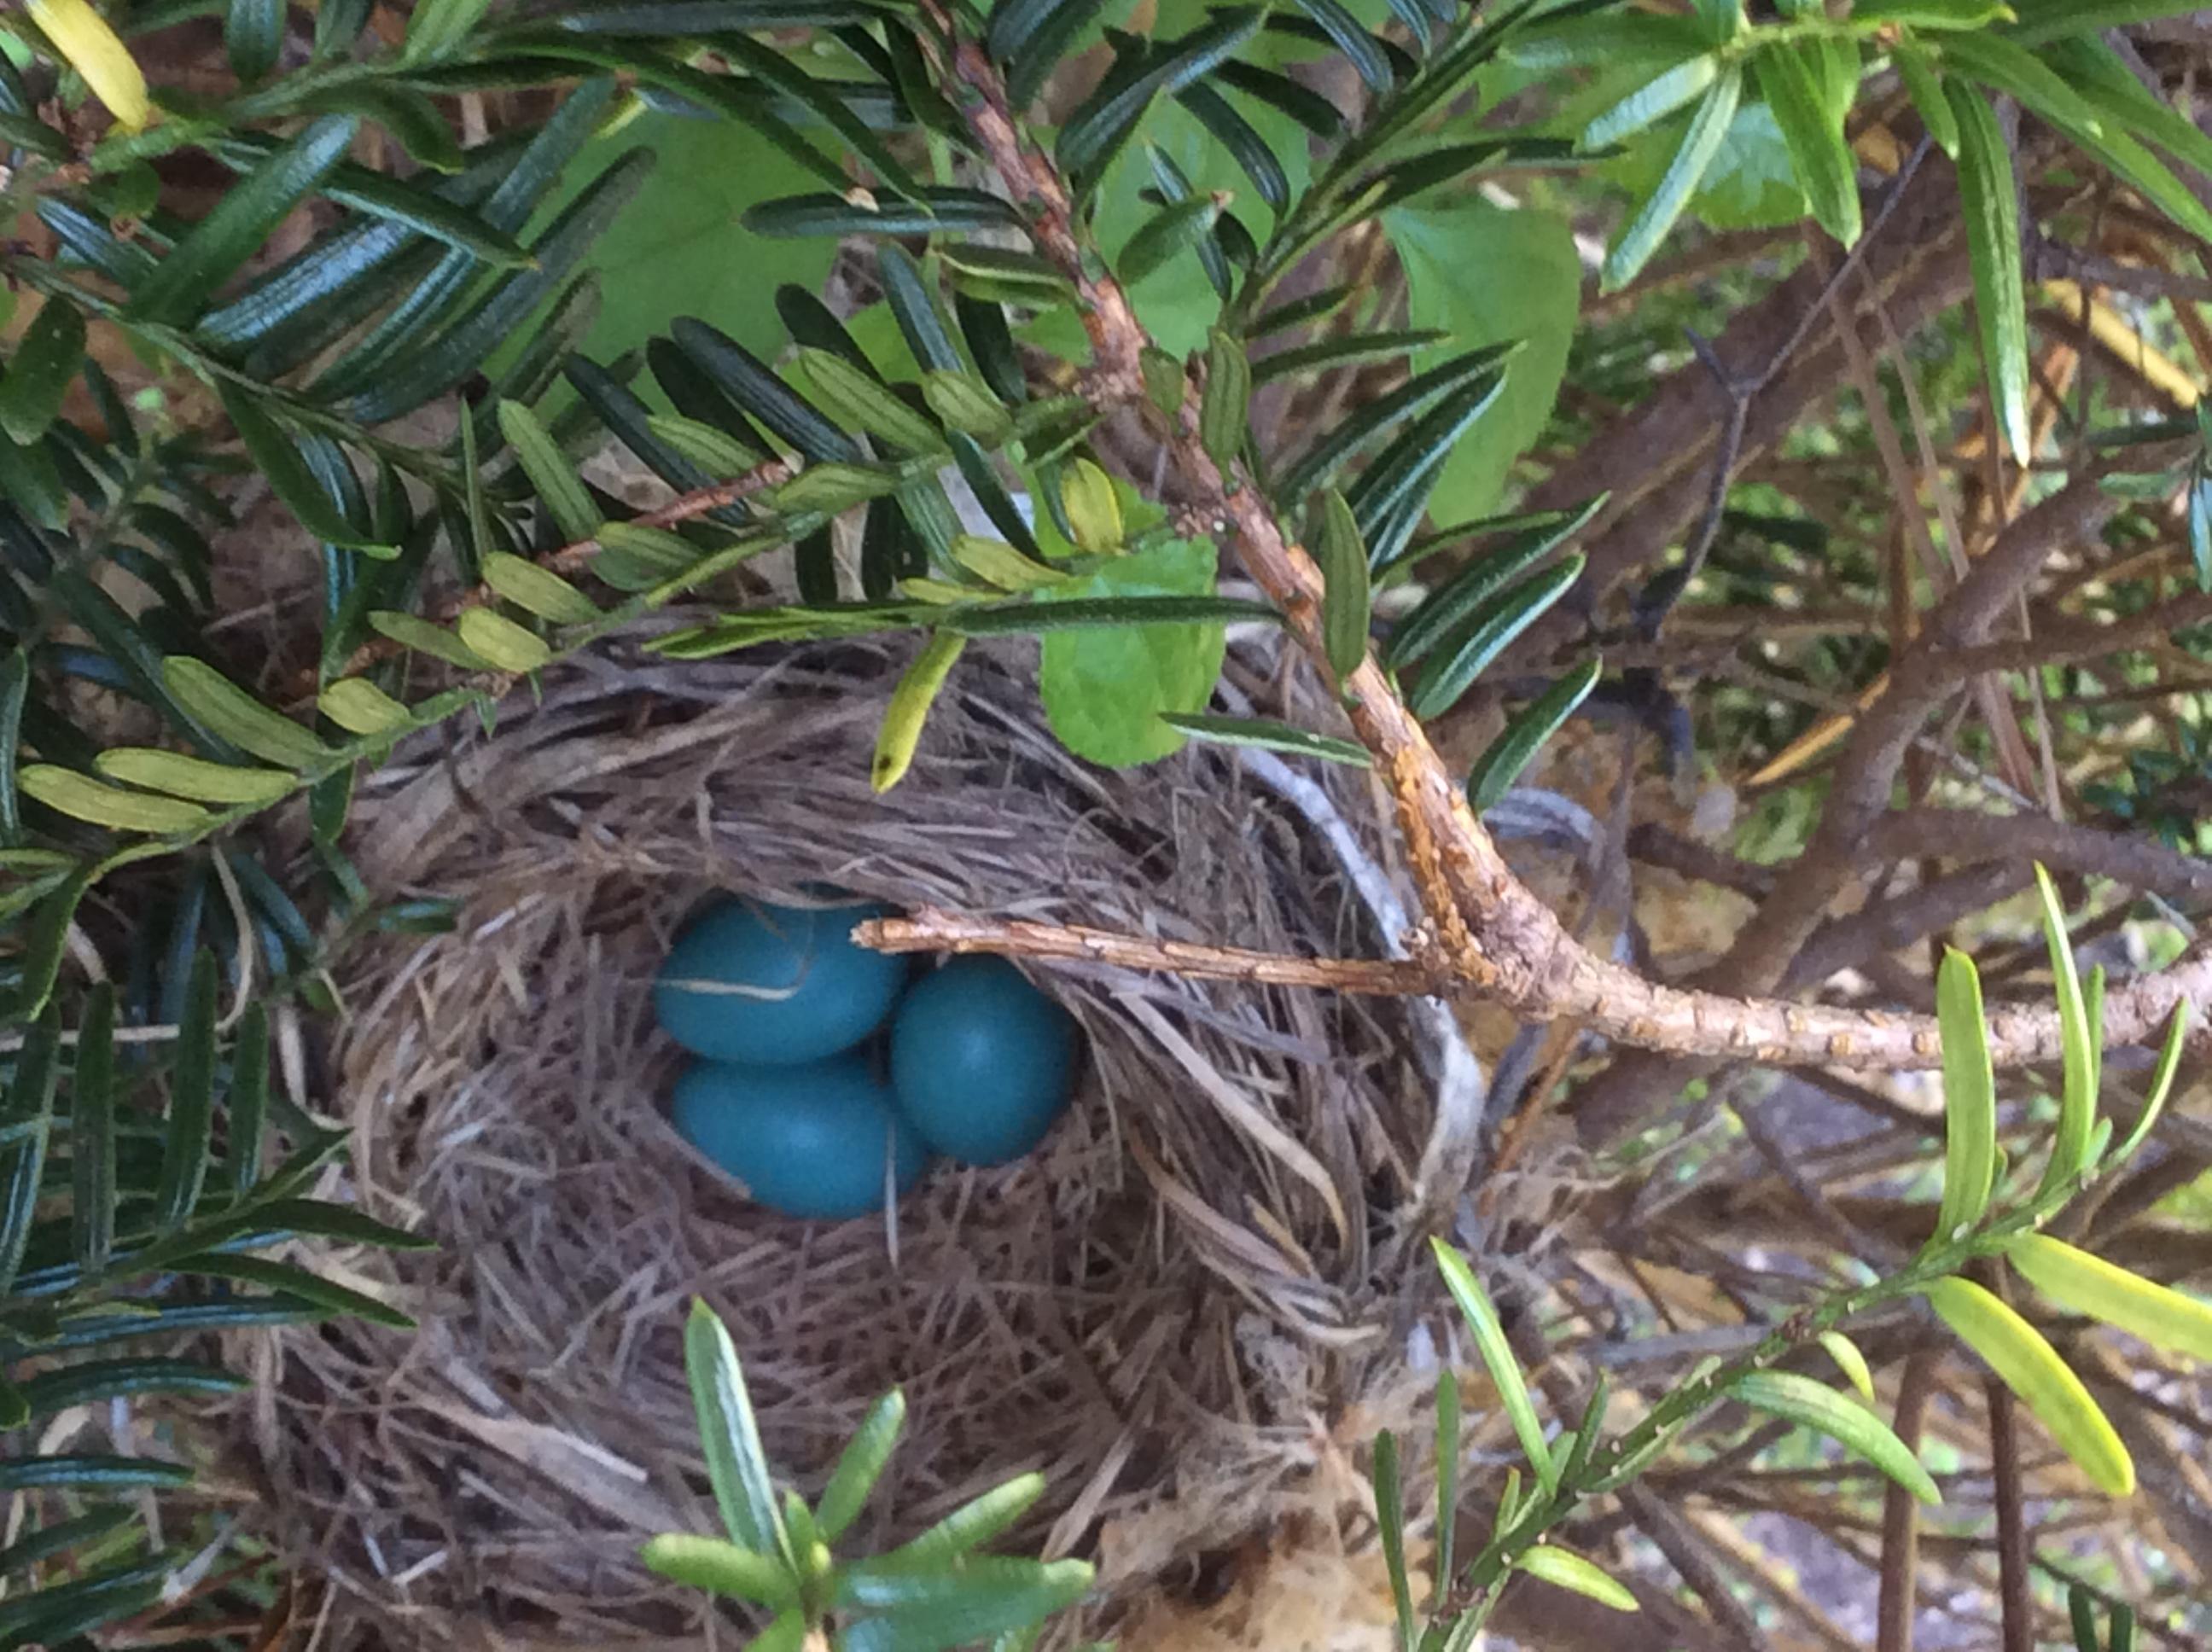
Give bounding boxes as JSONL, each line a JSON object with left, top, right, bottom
{"left": 1877, "top": 1351, "right": 1938, "bottom": 1652}
{"left": 858, "top": 909, "right": 1440, "bottom": 994}
{"left": 1988, "top": 1373, "right": 2035, "bottom": 1652}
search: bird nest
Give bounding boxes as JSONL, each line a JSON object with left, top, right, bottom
{"left": 243, "top": 637, "right": 1479, "bottom": 1649}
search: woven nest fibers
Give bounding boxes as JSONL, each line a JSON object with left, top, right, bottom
{"left": 243, "top": 638, "right": 1476, "bottom": 1650}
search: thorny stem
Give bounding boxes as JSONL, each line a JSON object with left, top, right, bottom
{"left": 910, "top": 0, "right": 2211, "bottom": 1073}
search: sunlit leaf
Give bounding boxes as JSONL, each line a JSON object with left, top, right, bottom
{"left": 1727, "top": 1370, "right": 1939, "bottom": 1504}
{"left": 2009, "top": 1234, "right": 2212, "bottom": 1364}
{"left": 20, "top": 765, "right": 211, "bottom": 834}
{"left": 684, "top": 1300, "right": 790, "bottom": 1562}
{"left": 1930, "top": 946, "right": 1997, "bottom": 1244}
{"left": 455, "top": 608, "right": 552, "bottom": 672}
{"left": 92, "top": 748, "right": 294, "bottom": 806}
{"left": 1513, "top": 1546, "right": 1638, "bottom": 1613}
{"left": 1431, "top": 1239, "right": 1554, "bottom": 1490}
{"left": 642, "top": 1533, "right": 799, "bottom": 1606}
{"left": 498, "top": 400, "right": 598, "bottom": 544}
{"left": 162, "top": 656, "right": 331, "bottom": 770}
{"left": 1921, "top": 1276, "right": 2133, "bottom": 1497}
{"left": 2031, "top": 864, "right": 2096, "bottom": 1195}
{"left": 26, "top": 0, "right": 149, "bottom": 131}
{"left": 1603, "top": 66, "right": 1742, "bottom": 291}
{"left": 317, "top": 678, "right": 413, "bottom": 736}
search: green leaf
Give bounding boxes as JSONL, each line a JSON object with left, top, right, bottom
{"left": 130, "top": 115, "right": 358, "bottom": 325}
{"left": 19, "top": 1358, "right": 244, "bottom": 1416}
{"left": 250, "top": 1195, "right": 435, "bottom": 1250}
{"left": 1893, "top": 44, "right": 1959, "bottom": 159}
{"left": 1430, "top": 1238, "right": 1554, "bottom": 1491}
{"left": 796, "top": 348, "right": 943, "bottom": 453}
{"left": 228, "top": 1001, "right": 270, "bottom": 1195}
{"left": 1157, "top": 713, "right": 1370, "bottom": 767}
{"left": 815, "top": 1389, "right": 905, "bottom": 1541}
{"left": 1853, "top": 0, "right": 2011, "bottom": 22}
{"left": 218, "top": 388, "right": 392, "bottom": 555}
{"left": 404, "top": 0, "right": 492, "bottom": 58}
{"left": 1464, "top": 656, "right": 1603, "bottom": 814}
{"left": 482, "top": 552, "right": 602, "bottom": 625}
{"left": 19, "top": 765, "right": 212, "bottom": 834}
{"left": 317, "top": 678, "right": 412, "bottom": 736}
{"left": 1755, "top": 44, "right": 1860, "bottom": 245}
{"left": 70, "top": 982, "right": 115, "bottom": 1273}
{"left": 745, "top": 189, "right": 1021, "bottom": 240}
{"left": 1513, "top": 1547, "right": 1638, "bottom": 1613}
{"left": 1175, "top": 83, "right": 1289, "bottom": 214}
{"left": 1000, "top": 0, "right": 1119, "bottom": 106}
{"left": 1580, "top": 53, "right": 1719, "bottom": 149}
{"left": 1380, "top": 202, "right": 1579, "bottom": 525}
{"left": 881, "top": 1473, "right": 1047, "bottom": 1568}
{"left": 1727, "top": 1370, "right": 1939, "bottom": 1504}
{"left": 923, "top": 371, "right": 1014, "bottom": 444}
{"left": 838, "top": 1558, "right": 1094, "bottom": 1652}
{"left": 684, "top": 1300, "right": 790, "bottom": 1563}
{"left": 1276, "top": 344, "right": 1514, "bottom": 506}
{"left": 1920, "top": 1275, "right": 2133, "bottom": 1497}
{"left": 91, "top": 747, "right": 294, "bottom": 806}
{"left": 951, "top": 536, "right": 1066, "bottom": 592}
{"left": 1432, "top": 1367, "right": 1460, "bottom": 1602}
{"left": 2009, "top": 1234, "right": 2212, "bottom": 1363}
{"left": 0, "top": 1455, "right": 191, "bottom": 1492}
{"left": 1118, "top": 191, "right": 1225, "bottom": 288}
{"left": 180, "top": 1254, "right": 413, "bottom": 1327}
{"left": 1057, "top": 9, "right": 1266, "bottom": 187}
{"left": 1819, "top": 1330, "right": 1876, "bottom": 1405}
{"left": 162, "top": 656, "right": 331, "bottom": 770}
{"left": 1373, "top": 1431, "right": 1415, "bottom": 1652}
{"left": 498, "top": 400, "right": 597, "bottom": 543}
{"left": 1059, "top": 458, "right": 1125, "bottom": 555}
{"left": 0, "top": 300, "right": 85, "bottom": 445}
{"left": 2110, "top": 1003, "right": 2187, "bottom": 1170}
{"left": 152, "top": 950, "right": 218, "bottom": 1231}
{"left": 369, "top": 609, "right": 494, "bottom": 671}
{"left": 1249, "top": 329, "right": 1446, "bottom": 387}
{"left": 1313, "top": 488, "right": 1371, "bottom": 681}
{"left": 0, "top": 1011, "right": 58, "bottom": 1295}
{"left": 1930, "top": 946, "right": 1997, "bottom": 1246}
{"left": 648, "top": 414, "right": 764, "bottom": 478}
{"left": 455, "top": 608, "right": 552, "bottom": 673}
{"left": 2032, "top": 864, "right": 2097, "bottom": 1195}
{"left": 938, "top": 243, "right": 1080, "bottom": 308}
{"left": 1199, "top": 328, "right": 1250, "bottom": 470}
{"left": 1948, "top": 82, "right": 2032, "bottom": 464}
{"left": 1407, "top": 556, "right": 1585, "bottom": 720}
{"left": 873, "top": 631, "right": 966, "bottom": 794}
{"left": 677, "top": 318, "right": 861, "bottom": 462}
{"left": 641, "top": 1534, "right": 798, "bottom": 1606}
{"left": 1603, "top": 66, "right": 1743, "bottom": 291}
{"left": 1036, "top": 538, "right": 1230, "bottom": 767}
{"left": 2008, "top": 0, "right": 2212, "bottom": 41}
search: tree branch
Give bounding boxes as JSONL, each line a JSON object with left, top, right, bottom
{"left": 913, "top": 2, "right": 2210, "bottom": 1079}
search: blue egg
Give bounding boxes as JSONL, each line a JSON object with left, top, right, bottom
{"left": 888, "top": 957, "right": 1080, "bottom": 1166}
{"left": 654, "top": 896, "right": 905, "bottom": 1065}
{"left": 672, "top": 1056, "right": 928, "bottom": 1219}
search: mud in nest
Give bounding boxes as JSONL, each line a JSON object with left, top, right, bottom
{"left": 248, "top": 639, "right": 1476, "bottom": 1649}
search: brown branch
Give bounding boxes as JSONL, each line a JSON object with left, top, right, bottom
{"left": 1988, "top": 1373, "right": 2035, "bottom": 1652}
{"left": 1877, "top": 1351, "right": 1938, "bottom": 1652}
{"left": 858, "top": 910, "right": 1439, "bottom": 994}
{"left": 912, "top": 1, "right": 2212, "bottom": 1079}
{"left": 1864, "top": 809, "right": 2212, "bottom": 905}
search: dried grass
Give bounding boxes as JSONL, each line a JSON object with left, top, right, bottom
{"left": 245, "top": 637, "right": 1474, "bottom": 1649}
